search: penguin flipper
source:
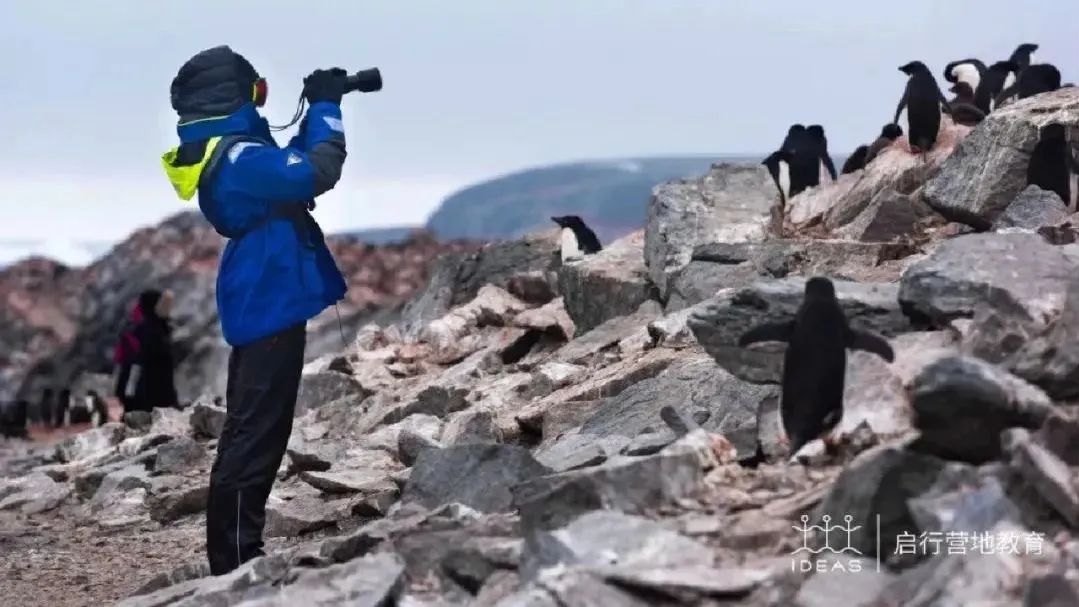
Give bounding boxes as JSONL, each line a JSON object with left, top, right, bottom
{"left": 846, "top": 329, "right": 894, "bottom": 362}
{"left": 739, "top": 321, "right": 795, "bottom": 347}
{"left": 894, "top": 91, "right": 908, "bottom": 125}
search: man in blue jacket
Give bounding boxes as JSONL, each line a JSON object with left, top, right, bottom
{"left": 163, "top": 46, "right": 349, "bottom": 574}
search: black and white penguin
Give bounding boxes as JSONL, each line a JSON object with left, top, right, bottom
{"left": 551, "top": 216, "right": 602, "bottom": 262}
{"left": 1028, "top": 123, "right": 1072, "bottom": 206}
{"left": 943, "top": 58, "right": 986, "bottom": 101}
{"left": 779, "top": 124, "right": 820, "bottom": 196}
{"left": 807, "top": 125, "right": 837, "bottom": 182}
{"left": 841, "top": 146, "right": 869, "bottom": 175}
{"left": 946, "top": 82, "right": 987, "bottom": 126}
{"left": 762, "top": 150, "right": 793, "bottom": 205}
{"left": 864, "top": 123, "right": 904, "bottom": 166}
{"left": 738, "top": 277, "right": 894, "bottom": 457}
{"left": 981, "top": 61, "right": 1020, "bottom": 111}
{"left": 1009, "top": 43, "right": 1039, "bottom": 73}
{"left": 895, "top": 61, "right": 950, "bottom": 156}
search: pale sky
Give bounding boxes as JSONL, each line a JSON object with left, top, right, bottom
{"left": 1, "top": 1, "right": 1075, "bottom": 264}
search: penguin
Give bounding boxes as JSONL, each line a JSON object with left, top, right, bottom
{"left": 841, "top": 145, "right": 869, "bottom": 175}
{"left": 943, "top": 58, "right": 986, "bottom": 100}
{"left": 863, "top": 123, "right": 904, "bottom": 166}
{"left": 738, "top": 277, "right": 894, "bottom": 457}
{"left": 1027, "top": 123, "right": 1072, "bottom": 206}
{"left": 1009, "top": 43, "right": 1039, "bottom": 73}
{"left": 779, "top": 124, "right": 820, "bottom": 196}
{"left": 946, "top": 82, "right": 987, "bottom": 126}
{"left": 981, "top": 61, "right": 1019, "bottom": 111}
{"left": 87, "top": 391, "right": 109, "bottom": 427}
{"left": 551, "top": 216, "right": 602, "bottom": 262}
{"left": 895, "top": 61, "right": 950, "bottom": 156}
{"left": 992, "top": 64, "right": 1061, "bottom": 107}
{"left": 762, "top": 150, "right": 793, "bottom": 205}
{"left": 807, "top": 125, "right": 838, "bottom": 182}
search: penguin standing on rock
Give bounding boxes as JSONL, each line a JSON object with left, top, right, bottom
{"left": 778, "top": 124, "right": 820, "bottom": 196}
{"left": 1027, "top": 123, "right": 1073, "bottom": 207}
{"left": 895, "top": 61, "right": 950, "bottom": 156}
{"left": 1010, "top": 43, "right": 1039, "bottom": 73}
{"left": 841, "top": 146, "right": 869, "bottom": 175}
{"left": 996, "top": 64, "right": 1062, "bottom": 107}
{"left": 981, "top": 61, "right": 1020, "bottom": 111}
{"left": 551, "top": 216, "right": 602, "bottom": 263}
{"left": 762, "top": 150, "right": 793, "bottom": 205}
{"left": 946, "top": 82, "right": 987, "bottom": 126}
{"left": 864, "top": 123, "right": 904, "bottom": 166}
{"left": 943, "top": 58, "right": 986, "bottom": 101}
{"left": 738, "top": 277, "right": 895, "bottom": 457}
{"left": 807, "top": 125, "right": 837, "bottom": 182}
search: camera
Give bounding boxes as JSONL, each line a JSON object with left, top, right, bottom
{"left": 345, "top": 68, "right": 382, "bottom": 94}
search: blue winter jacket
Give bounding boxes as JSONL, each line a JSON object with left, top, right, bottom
{"left": 165, "top": 102, "right": 348, "bottom": 346}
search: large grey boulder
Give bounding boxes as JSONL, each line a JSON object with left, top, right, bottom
{"left": 1009, "top": 276, "right": 1079, "bottom": 400}
{"left": 833, "top": 187, "right": 939, "bottom": 242}
{"left": 898, "top": 233, "right": 1077, "bottom": 331}
{"left": 910, "top": 356, "right": 1056, "bottom": 464}
{"left": 667, "top": 239, "right": 912, "bottom": 310}
{"left": 557, "top": 232, "right": 660, "bottom": 334}
{"left": 0, "top": 472, "right": 71, "bottom": 514}
{"left": 190, "top": 399, "right": 227, "bottom": 439}
{"left": 55, "top": 422, "right": 126, "bottom": 463}
{"left": 295, "top": 370, "right": 371, "bottom": 415}
{"left": 992, "top": 185, "right": 1070, "bottom": 231}
{"left": 153, "top": 436, "right": 205, "bottom": 474}
{"left": 645, "top": 163, "right": 775, "bottom": 299}
{"left": 925, "top": 88, "right": 1079, "bottom": 228}
{"left": 402, "top": 445, "right": 551, "bottom": 513}
{"left": 688, "top": 278, "right": 912, "bottom": 383}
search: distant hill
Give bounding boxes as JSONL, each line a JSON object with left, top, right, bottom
{"left": 424, "top": 156, "right": 753, "bottom": 243}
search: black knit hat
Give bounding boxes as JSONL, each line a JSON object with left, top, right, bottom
{"left": 171, "top": 46, "right": 260, "bottom": 120}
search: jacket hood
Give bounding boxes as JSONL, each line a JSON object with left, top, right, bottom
{"left": 171, "top": 45, "right": 260, "bottom": 121}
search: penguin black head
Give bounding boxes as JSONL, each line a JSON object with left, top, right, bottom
{"left": 881, "top": 123, "right": 903, "bottom": 139}
{"left": 804, "top": 277, "right": 836, "bottom": 301}
{"left": 806, "top": 125, "right": 826, "bottom": 140}
{"left": 1039, "top": 123, "right": 1067, "bottom": 141}
{"left": 551, "top": 215, "right": 584, "bottom": 229}
{"left": 898, "top": 61, "right": 930, "bottom": 75}
{"left": 1011, "top": 43, "right": 1039, "bottom": 64}
{"left": 788, "top": 124, "right": 806, "bottom": 136}
{"left": 950, "top": 81, "right": 975, "bottom": 99}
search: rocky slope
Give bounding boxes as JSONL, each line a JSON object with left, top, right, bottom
{"left": 2, "top": 213, "right": 479, "bottom": 403}
{"left": 3, "top": 89, "right": 1079, "bottom": 606}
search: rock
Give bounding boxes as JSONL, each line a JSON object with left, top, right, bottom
{"left": 592, "top": 564, "right": 770, "bottom": 601}
{"left": 442, "top": 408, "right": 502, "bottom": 446}
{"left": 117, "top": 552, "right": 293, "bottom": 607}
{"left": 505, "top": 568, "right": 653, "bottom": 607}
{"left": 833, "top": 186, "right": 939, "bottom": 242}
{"left": 513, "top": 450, "right": 704, "bottom": 534}
{"left": 122, "top": 411, "right": 152, "bottom": 432}
{"left": 355, "top": 413, "right": 444, "bottom": 459}
{"left": 522, "top": 362, "right": 586, "bottom": 400}
{"left": 557, "top": 232, "right": 660, "bottom": 334}
{"left": 993, "top": 185, "right": 1070, "bottom": 231}
{"left": 146, "top": 475, "right": 210, "bottom": 523}
{"left": 688, "top": 278, "right": 911, "bottom": 383}
{"left": 925, "top": 88, "right": 1079, "bottom": 228}
{"left": 795, "top": 566, "right": 896, "bottom": 607}
{"left": 645, "top": 307, "right": 698, "bottom": 349}
{"left": 153, "top": 436, "right": 205, "bottom": 474}
{"left": 816, "top": 445, "right": 953, "bottom": 560}
{"left": 786, "top": 118, "right": 969, "bottom": 230}
{"left": 569, "top": 357, "right": 776, "bottom": 458}
{"left": 1024, "top": 574, "right": 1079, "bottom": 607}
{"left": 554, "top": 300, "right": 663, "bottom": 365}
{"left": 522, "top": 510, "right": 714, "bottom": 579}
{"left": 265, "top": 552, "right": 406, "bottom": 607}
{"left": 190, "top": 399, "right": 227, "bottom": 439}
{"left": 265, "top": 493, "right": 342, "bottom": 537}
{"left": 534, "top": 435, "right": 609, "bottom": 473}
{"left": 88, "top": 464, "right": 152, "bottom": 513}
{"left": 421, "top": 285, "right": 528, "bottom": 351}
{"left": 906, "top": 468, "right": 1021, "bottom": 534}
{"left": 1038, "top": 413, "right": 1079, "bottom": 465}
{"left": 403, "top": 445, "right": 551, "bottom": 513}
{"left": 400, "top": 232, "right": 559, "bottom": 337}
{"left": 55, "top": 422, "right": 126, "bottom": 463}
{"left": 1009, "top": 277, "right": 1079, "bottom": 400}
{"left": 667, "top": 239, "right": 912, "bottom": 311}
{"left": 898, "top": 232, "right": 1076, "bottom": 331}
{"left": 148, "top": 407, "right": 191, "bottom": 436}
{"left": 622, "top": 431, "right": 677, "bottom": 456}
{"left": 513, "top": 297, "right": 575, "bottom": 341}
{"left": 296, "top": 370, "right": 371, "bottom": 415}
{"left": 1005, "top": 429, "right": 1079, "bottom": 527}
{"left": 645, "top": 163, "right": 776, "bottom": 298}
{"left": 911, "top": 356, "right": 1056, "bottom": 463}
{"left": 286, "top": 439, "right": 341, "bottom": 473}
{"left": 300, "top": 450, "right": 402, "bottom": 496}
{"left": 399, "top": 429, "right": 442, "bottom": 465}
{"left": 662, "top": 428, "right": 738, "bottom": 469}
{"left": 131, "top": 563, "right": 211, "bottom": 598}
{"left": 0, "top": 472, "right": 71, "bottom": 514}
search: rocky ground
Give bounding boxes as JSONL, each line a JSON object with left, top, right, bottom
{"left": 2, "top": 88, "right": 1079, "bottom": 606}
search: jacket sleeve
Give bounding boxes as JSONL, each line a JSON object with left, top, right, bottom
{"left": 224, "top": 102, "right": 347, "bottom": 201}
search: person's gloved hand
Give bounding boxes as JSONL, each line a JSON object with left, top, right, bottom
{"left": 303, "top": 68, "right": 348, "bottom": 105}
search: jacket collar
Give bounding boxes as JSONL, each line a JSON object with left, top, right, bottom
{"left": 177, "top": 103, "right": 274, "bottom": 144}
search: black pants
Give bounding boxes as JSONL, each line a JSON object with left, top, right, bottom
{"left": 206, "top": 323, "right": 306, "bottom": 575}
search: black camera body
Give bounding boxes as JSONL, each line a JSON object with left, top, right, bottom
{"left": 345, "top": 68, "right": 382, "bottom": 94}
